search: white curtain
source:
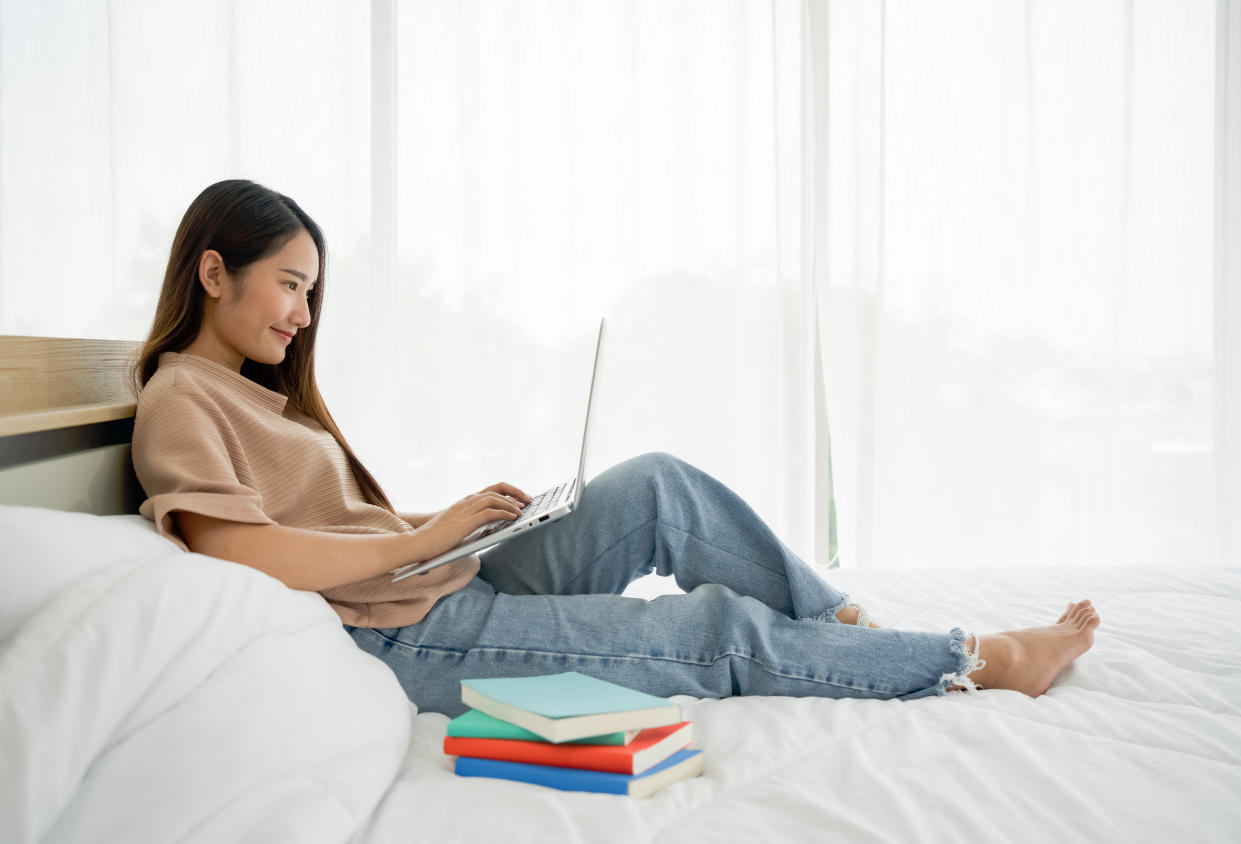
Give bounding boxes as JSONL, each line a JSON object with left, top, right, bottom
{"left": 1, "top": 0, "right": 1235, "bottom": 571}
{"left": 0, "top": 0, "right": 821, "bottom": 570}
{"left": 808, "top": 0, "right": 1239, "bottom": 569}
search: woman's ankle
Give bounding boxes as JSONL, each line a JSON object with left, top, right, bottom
{"left": 834, "top": 602, "right": 881, "bottom": 628}
{"left": 949, "top": 633, "right": 1008, "bottom": 692}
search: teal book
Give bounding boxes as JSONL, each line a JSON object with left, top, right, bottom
{"left": 454, "top": 748, "right": 704, "bottom": 799}
{"left": 446, "top": 709, "right": 638, "bottom": 746}
{"left": 460, "top": 672, "right": 682, "bottom": 744}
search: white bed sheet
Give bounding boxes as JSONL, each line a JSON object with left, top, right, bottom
{"left": 2, "top": 506, "right": 1238, "bottom": 843}
{"left": 359, "top": 566, "right": 1241, "bottom": 843}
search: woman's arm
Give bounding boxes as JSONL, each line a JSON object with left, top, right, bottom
{"left": 398, "top": 511, "right": 437, "bottom": 529}
{"left": 176, "top": 484, "right": 530, "bottom": 593}
{"left": 176, "top": 512, "right": 436, "bottom": 591}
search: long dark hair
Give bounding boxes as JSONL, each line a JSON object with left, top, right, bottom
{"left": 132, "top": 178, "right": 397, "bottom": 514}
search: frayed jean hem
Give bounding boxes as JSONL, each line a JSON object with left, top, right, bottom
{"left": 932, "top": 626, "right": 986, "bottom": 696}
{"left": 803, "top": 591, "right": 852, "bottom": 624}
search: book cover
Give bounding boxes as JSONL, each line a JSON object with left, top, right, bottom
{"left": 444, "top": 721, "right": 693, "bottom": 775}
{"left": 460, "top": 672, "right": 681, "bottom": 743}
{"left": 454, "top": 748, "right": 704, "bottom": 799}
{"left": 446, "top": 709, "right": 637, "bottom": 746}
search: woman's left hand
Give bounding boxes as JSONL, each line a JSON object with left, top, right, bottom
{"left": 400, "top": 484, "right": 529, "bottom": 530}
{"left": 477, "top": 482, "right": 533, "bottom": 508}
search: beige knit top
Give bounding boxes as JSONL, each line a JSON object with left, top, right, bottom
{"left": 131, "top": 351, "right": 479, "bottom": 628}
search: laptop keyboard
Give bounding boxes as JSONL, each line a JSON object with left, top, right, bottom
{"left": 476, "top": 479, "right": 571, "bottom": 539}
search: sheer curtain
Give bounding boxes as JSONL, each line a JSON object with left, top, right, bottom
{"left": 0, "top": 0, "right": 823, "bottom": 570}
{"left": 1, "top": 0, "right": 1235, "bottom": 572}
{"left": 808, "top": 0, "right": 1240, "bottom": 569}
{"left": 348, "top": 0, "right": 818, "bottom": 568}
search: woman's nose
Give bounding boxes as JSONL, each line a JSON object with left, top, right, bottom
{"left": 292, "top": 296, "right": 312, "bottom": 327}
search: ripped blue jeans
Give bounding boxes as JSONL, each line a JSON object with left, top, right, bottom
{"left": 345, "top": 452, "right": 980, "bottom": 716}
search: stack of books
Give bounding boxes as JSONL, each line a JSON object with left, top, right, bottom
{"left": 445, "top": 671, "right": 703, "bottom": 798}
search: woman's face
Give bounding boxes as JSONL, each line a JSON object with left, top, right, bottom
{"left": 187, "top": 229, "right": 319, "bottom": 371}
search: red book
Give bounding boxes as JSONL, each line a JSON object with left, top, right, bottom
{"left": 444, "top": 721, "right": 693, "bottom": 775}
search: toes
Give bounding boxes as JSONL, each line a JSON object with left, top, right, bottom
{"left": 1058, "top": 602, "right": 1076, "bottom": 624}
{"left": 1072, "top": 604, "right": 1101, "bottom": 630}
{"left": 1068, "top": 602, "right": 1094, "bottom": 624}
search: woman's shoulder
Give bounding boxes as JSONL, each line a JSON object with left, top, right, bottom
{"left": 141, "top": 355, "right": 184, "bottom": 390}
{"left": 140, "top": 352, "right": 288, "bottom": 418}
{"left": 138, "top": 357, "right": 206, "bottom": 411}
{"left": 135, "top": 359, "right": 242, "bottom": 437}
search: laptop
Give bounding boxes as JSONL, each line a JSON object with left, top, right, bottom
{"left": 389, "top": 317, "right": 606, "bottom": 582}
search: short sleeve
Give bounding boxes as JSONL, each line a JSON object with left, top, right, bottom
{"left": 132, "top": 385, "right": 277, "bottom": 552}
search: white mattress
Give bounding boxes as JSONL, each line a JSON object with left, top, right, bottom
{"left": 359, "top": 566, "right": 1241, "bottom": 843}
{"left": 2, "top": 506, "right": 1238, "bottom": 843}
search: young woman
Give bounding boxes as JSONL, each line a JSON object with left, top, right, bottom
{"left": 130, "top": 179, "right": 1101, "bottom": 717}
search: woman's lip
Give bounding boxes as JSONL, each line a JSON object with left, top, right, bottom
{"left": 273, "top": 329, "right": 293, "bottom": 343}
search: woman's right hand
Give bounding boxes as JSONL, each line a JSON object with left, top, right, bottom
{"left": 413, "top": 484, "right": 531, "bottom": 562}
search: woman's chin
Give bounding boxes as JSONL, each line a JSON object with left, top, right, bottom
{"left": 252, "top": 348, "right": 287, "bottom": 366}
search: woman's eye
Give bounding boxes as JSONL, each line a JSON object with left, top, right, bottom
{"left": 284, "top": 281, "right": 298, "bottom": 291}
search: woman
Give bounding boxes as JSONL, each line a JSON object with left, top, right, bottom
{"left": 131, "top": 179, "right": 1101, "bottom": 716}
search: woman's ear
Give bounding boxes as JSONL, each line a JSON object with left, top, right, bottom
{"left": 197, "top": 249, "right": 226, "bottom": 299}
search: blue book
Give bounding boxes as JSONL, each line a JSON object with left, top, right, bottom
{"left": 454, "top": 748, "right": 704, "bottom": 798}
{"left": 460, "top": 672, "right": 682, "bottom": 743}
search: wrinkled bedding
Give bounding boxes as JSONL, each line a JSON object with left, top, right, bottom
{"left": 361, "top": 565, "right": 1241, "bottom": 843}
{"left": 2, "top": 506, "right": 1238, "bottom": 843}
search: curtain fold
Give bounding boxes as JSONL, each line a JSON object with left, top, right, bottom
{"left": 1216, "top": 0, "right": 1241, "bottom": 567}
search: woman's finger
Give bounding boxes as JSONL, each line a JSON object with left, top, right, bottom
{"left": 479, "top": 482, "right": 532, "bottom": 503}
{"left": 473, "top": 491, "right": 523, "bottom": 514}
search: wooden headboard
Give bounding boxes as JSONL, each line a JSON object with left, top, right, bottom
{"left": 0, "top": 336, "right": 144, "bottom": 515}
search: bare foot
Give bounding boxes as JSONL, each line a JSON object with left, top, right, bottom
{"left": 834, "top": 605, "right": 883, "bottom": 629}
{"left": 952, "top": 600, "right": 1101, "bottom": 697}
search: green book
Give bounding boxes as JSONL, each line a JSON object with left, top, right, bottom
{"left": 447, "top": 709, "right": 638, "bottom": 746}
{"left": 460, "top": 671, "right": 681, "bottom": 744}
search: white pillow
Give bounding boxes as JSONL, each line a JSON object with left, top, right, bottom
{"left": 0, "top": 506, "right": 183, "bottom": 645}
{"left": 0, "top": 508, "right": 412, "bottom": 844}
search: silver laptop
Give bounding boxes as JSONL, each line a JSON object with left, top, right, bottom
{"left": 389, "top": 318, "right": 605, "bottom": 582}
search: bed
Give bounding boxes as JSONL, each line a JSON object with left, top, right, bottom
{"left": 2, "top": 335, "right": 1239, "bottom": 843}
